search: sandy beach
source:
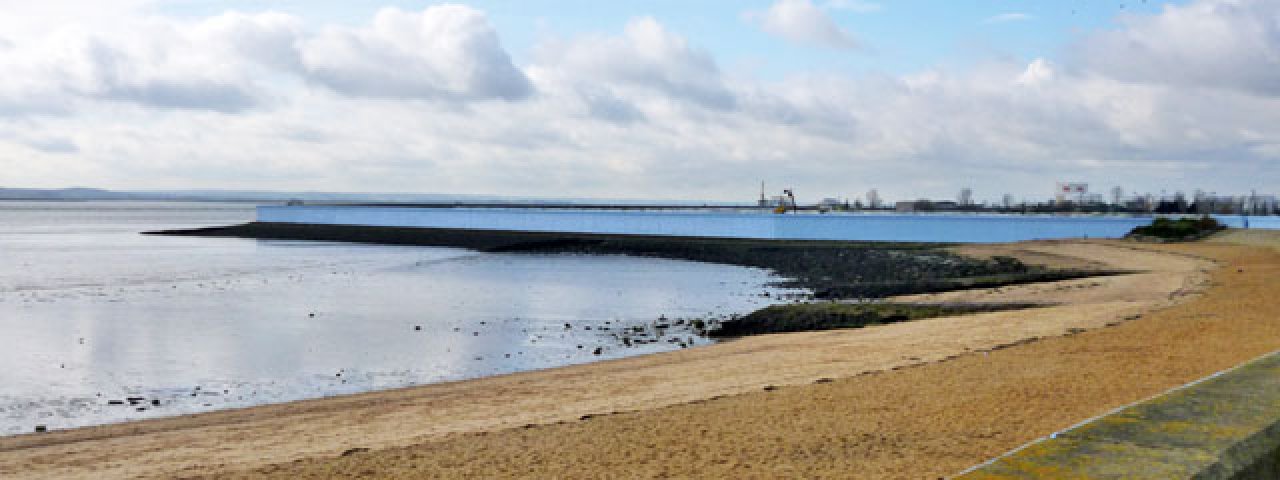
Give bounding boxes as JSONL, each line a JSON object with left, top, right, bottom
{"left": 3, "top": 232, "right": 1278, "bottom": 479}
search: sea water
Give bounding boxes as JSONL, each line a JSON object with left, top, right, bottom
{"left": 0, "top": 201, "right": 793, "bottom": 434}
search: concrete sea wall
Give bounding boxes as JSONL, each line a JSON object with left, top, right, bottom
{"left": 959, "top": 351, "right": 1280, "bottom": 479}
{"left": 256, "top": 206, "right": 1163, "bottom": 243}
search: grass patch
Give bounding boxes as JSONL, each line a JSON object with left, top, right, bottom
{"left": 707, "top": 302, "right": 1043, "bottom": 337}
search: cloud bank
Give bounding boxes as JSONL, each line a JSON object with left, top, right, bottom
{"left": 0, "top": 0, "right": 1278, "bottom": 202}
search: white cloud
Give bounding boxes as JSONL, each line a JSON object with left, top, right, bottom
{"left": 298, "top": 6, "right": 531, "bottom": 101}
{"left": 823, "top": 0, "right": 882, "bottom": 13}
{"left": 530, "top": 17, "right": 734, "bottom": 111}
{"left": 984, "top": 13, "right": 1033, "bottom": 24}
{"left": 1075, "top": 0, "right": 1280, "bottom": 96}
{"left": 0, "top": 23, "right": 266, "bottom": 114}
{"left": 1016, "top": 58, "right": 1055, "bottom": 86}
{"left": 750, "top": 0, "right": 862, "bottom": 50}
{"left": 0, "top": 5, "right": 531, "bottom": 116}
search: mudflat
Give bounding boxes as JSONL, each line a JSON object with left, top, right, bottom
{"left": 3, "top": 234, "right": 1277, "bottom": 479}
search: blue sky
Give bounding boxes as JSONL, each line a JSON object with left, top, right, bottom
{"left": 1, "top": 0, "right": 1276, "bottom": 202}
{"left": 156, "top": 0, "right": 1170, "bottom": 77}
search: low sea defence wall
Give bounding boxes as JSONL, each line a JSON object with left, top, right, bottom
{"left": 256, "top": 206, "right": 1159, "bottom": 243}
{"left": 958, "top": 351, "right": 1280, "bottom": 479}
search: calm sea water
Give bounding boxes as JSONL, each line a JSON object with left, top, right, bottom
{"left": 0, "top": 201, "right": 793, "bottom": 435}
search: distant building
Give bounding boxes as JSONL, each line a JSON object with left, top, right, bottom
{"left": 1055, "top": 182, "right": 1089, "bottom": 204}
{"left": 761, "top": 195, "right": 794, "bottom": 207}
{"left": 866, "top": 189, "right": 882, "bottom": 209}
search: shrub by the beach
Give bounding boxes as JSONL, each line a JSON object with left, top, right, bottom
{"left": 1127, "top": 216, "right": 1225, "bottom": 242}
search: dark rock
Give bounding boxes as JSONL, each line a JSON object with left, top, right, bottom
{"left": 414, "top": 325, "right": 421, "bottom": 331}
{"left": 108, "top": 400, "right": 124, "bottom": 405}
{"left": 34, "top": 425, "right": 47, "bottom": 433}
{"left": 592, "top": 347, "right": 603, "bottom": 355}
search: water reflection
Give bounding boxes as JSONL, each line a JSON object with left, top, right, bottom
{"left": 0, "top": 202, "right": 792, "bottom": 434}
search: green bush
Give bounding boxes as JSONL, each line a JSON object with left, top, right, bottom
{"left": 1128, "top": 216, "right": 1225, "bottom": 241}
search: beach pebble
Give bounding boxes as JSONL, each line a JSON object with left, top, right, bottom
{"left": 34, "top": 425, "right": 47, "bottom": 433}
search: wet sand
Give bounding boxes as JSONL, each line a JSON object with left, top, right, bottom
{"left": 4, "top": 234, "right": 1279, "bottom": 478}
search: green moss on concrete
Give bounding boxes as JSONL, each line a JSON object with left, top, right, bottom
{"left": 958, "top": 352, "right": 1280, "bottom": 479}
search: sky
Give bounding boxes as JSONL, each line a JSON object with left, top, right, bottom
{"left": 1, "top": 0, "right": 1277, "bottom": 203}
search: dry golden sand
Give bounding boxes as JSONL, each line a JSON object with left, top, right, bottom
{"left": 2, "top": 234, "right": 1278, "bottom": 479}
